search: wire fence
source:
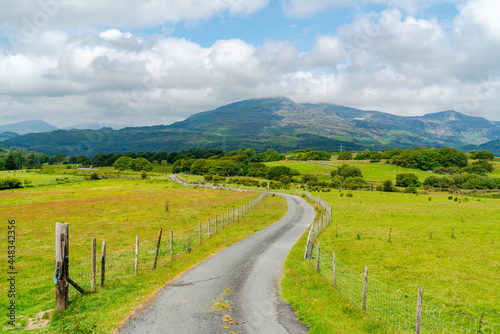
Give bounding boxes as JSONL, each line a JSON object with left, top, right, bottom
{"left": 299, "top": 189, "right": 500, "bottom": 334}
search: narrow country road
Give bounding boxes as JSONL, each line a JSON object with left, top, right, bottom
{"left": 118, "top": 193, "right": 315, "bottom": 334}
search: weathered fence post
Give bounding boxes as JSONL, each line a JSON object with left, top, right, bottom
{"left": 316, "top": 242, "right": 321, "bottom": 272}
{"left": 101, "top": 241, "right": 106, "bottom": 287}
{"left": 199, "top": 221, "right": 202, "bottom": 245}
{"left": 333, "top": 252, "right": 337, "bottom": 289}
{"left": 208, "top": 218, "right": 211, "bottom": 237}
{"left": 153, "top": 228, "right": 162, "bottom": 269}
{"left": 55, "top": 223, "right": 69, "bottom": 310}
{"left": 362, "top": 265, "right": 368, "bottom": 312}
{"left": 91, "top": 237, "right": 96, "bottom": 291}
{"left": 221, "top": 212, "right": 224, "bottom": 229}
{"left": 135, "top": 236, "right": 139, "bottom": 275}
{"left": 215, "top": 215, "right": 218, "bottom": 234}
{"left": 170, "top": 231, "right": 174, "bottom": 260}
{"left": 388, "top": 228, "right": 392, "bottom": 243}
{"left": 232, "top": 207, "right": 235, "bottom": 222}
{"left": 415, "top": 286, "right": 423, "bottom": 334}
{"left": 165, "top": 201, "right": 169, "bottom": 211}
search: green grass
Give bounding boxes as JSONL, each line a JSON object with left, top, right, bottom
{"left": 0, "top": 178, "right": 288, "bottom": 332}
{"left": 282, "top": 232, "right": 386, "bottom": 334}
{"left": 266, "top": 160, "right": 435, "bottom": 182}
{"left": 304, "top": 190, "right": 499, "bottom": 327}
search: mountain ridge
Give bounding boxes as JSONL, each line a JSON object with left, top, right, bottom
{"left": 3, "top": 97, "right": 500, "bottom": 156}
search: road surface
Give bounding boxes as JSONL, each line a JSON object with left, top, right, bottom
{"left": 118, "top": 193, "right": 315, "bottom": 334}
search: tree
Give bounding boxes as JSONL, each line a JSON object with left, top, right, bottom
{"left": 113, "top": 156, "right": 133, "bottom": 170}
{"left": 331, "top": 165, "right": 363, "bottom": 178}
{"left": 266, "top": 166, "right": 292, "bottom": 180}
{"left": 69, "top": 155, "right": 91, "bottom": 166}
{"left": 151, "top": 151, "right": 168, "bottom": 163}
{"left": 49, "top": 153, "right": 66, "bottom": 165}
{"left": 190, "top": 159, "right": 211, "bottom": 175}
{"left": 263, "top": 149, "right": 285, "bottom": 162}
{"left": 382, "top": 180, "right": 397, "bottom": 192}
{"left": 299, "top": 150, "right": 331, "bottom": 161}
{"left": 301, "top": 174, "right": 318, "bottom": 183}
{"left": 5, "top": 153, "right": 25, "bottom": 170}
{"left": 166, "top": 152, "right": 178, "bottom": 164}
{"left": 370, "top": 152, "right": 383, "bottom": 163}
{"left": 471, "top": 151, "right": 494, "bottom": 161}
{"left": 337, "top": 152, "right": 353, "bottom": 160}
{"left": 130, "top": 158, "right": 153, "bottom": 171}
{"left": 395, "top": 173, "right": 420, "bottom": 187}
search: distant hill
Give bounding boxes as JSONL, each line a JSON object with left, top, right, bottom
{"left": 3, "top": 97, "right": 500, "bottom": 156}
{"left": 476, "top": 140, "right": 500, "bottom": 156}
{"left": 0, "top": 120, "right": 58, "bottom": 135}
{"left": 0, "top": 132, "right": 19, "bottom": 142}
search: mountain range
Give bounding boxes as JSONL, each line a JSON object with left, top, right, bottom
{"left": 2, "top": 97, "right": 500, "bottom": 156}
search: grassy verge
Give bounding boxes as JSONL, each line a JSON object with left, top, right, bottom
{"left": 281, "top": 232, "right": 386, "bottom": 334}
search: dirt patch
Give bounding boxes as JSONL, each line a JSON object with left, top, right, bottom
{"left": 25, "top": 310, "right": 53, "bottom": 330}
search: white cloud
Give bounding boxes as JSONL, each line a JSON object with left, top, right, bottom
{"left": 0, "top": 0, "right": 270, "bottom": 33}
{"left": 281, "top": 0, "right": 463, "bottom": 17}
{"left": 1, "top": 0, "right": 500, "bottom": 130}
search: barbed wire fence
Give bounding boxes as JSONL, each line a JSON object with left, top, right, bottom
{"left": 298, "top": 189, "right": 500, "bottom": 334}
{"left": 1, "top": 188, "right": 269, "bottom": 313}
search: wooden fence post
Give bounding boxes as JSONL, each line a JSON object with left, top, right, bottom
{"left": 153, "top": 228, "right": 162, "bottom": 269}
{"left": 208, "top": 218, "right": 211, "bottom": 237}
{"left": 135, "top": 236, "right": 139, "bottom": 275}
{"left": 170, "top": 231, "right": 174, "bottom": 260}
{"left": 221, "top": 212, "right": 224, "bottom": 229}
{"left": 333, "top": 252, "right": 337, "bottom": 289}
{"left": 199, "top": 221, "right": 202, "bottom": 245}
{"left": 165, "top": 201, "right": 169, "bottom": 211}
{"left": 388, "top": 228, "right": 392, "bottom": 243}
{"left": 55, "top": 223, "right": 69, "bottom": 311}
{"left": 362, "top": 265, "right": 368, "bottom": 312}
{"left": 232, "top": 207, "right": 235, "bottom": 222}
{"left": 316, "top": 242, "right": 320, "bottom": 272}
{"left": 101, "top": 241, "right": 106, "bottom": 287}
{"left": 91, "top": 237, "right": 96, "bottom": 291}
{"left": 215, "top": 215, "right": 218, "bottom": 234}
{"left": 415, "top": 286, "right": 423, "bottom": 334}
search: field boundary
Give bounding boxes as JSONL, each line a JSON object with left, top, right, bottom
{"left": 298, "top": 189, "right": 500, "bottom": 333}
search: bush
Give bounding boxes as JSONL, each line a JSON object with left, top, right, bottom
{"left": 0, "top": 178, "right": 23, "bottom": 190}
{"left": 331, "top": 165, "right": 363, "bottom": 178}
{"left": 395, "top": 173, "right": 420, "bottom": 187}
{"left": 301, "top": 174, "right": 318, "bottom": 183}
{"left": 337, "top": 152, "right": 353, "bottom": 160}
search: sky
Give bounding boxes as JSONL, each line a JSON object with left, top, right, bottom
{"left": 1, "top": 0, "right": 500, "bottom": 129}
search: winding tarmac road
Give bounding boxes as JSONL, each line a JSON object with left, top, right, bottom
{"left": 118, "top": 193, "right": 315, "bottom": 334}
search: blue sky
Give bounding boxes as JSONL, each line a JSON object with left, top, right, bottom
{"left": 0, "top": 0, "right": 499, "bottom": 129}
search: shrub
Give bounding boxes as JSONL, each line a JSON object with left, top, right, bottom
{"left": 396, "top": 173, "right": 420, "bottom": 187}
{"left": 0, "top": 178, "right": 23, "bottom": 190}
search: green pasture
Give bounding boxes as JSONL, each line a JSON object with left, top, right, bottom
{"left": 311, "top": 190, "right": 499, "bottom": 317}
{"left": 282, "top": 189, "right": 499, "bottom": 333}
{"left": 266, "top": 160, "right": 436, "bottom": 182}
{"left": 0, "top": 178, "right": 287, "bottom": 332}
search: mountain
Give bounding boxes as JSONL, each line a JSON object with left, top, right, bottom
{"left": 63, "top": 123, "right": 124, "bottom": 130}
{"left": 0, "top": 120, "right": 58, "bottom": 135}
{"left": 477, "top": 140, "right": 500, "bottom": 156}
{"left": 3, "top": 97, "right": 500, "bottom": 156}
{"left": 0, "top": 132, "right": 19, "bottom": 142}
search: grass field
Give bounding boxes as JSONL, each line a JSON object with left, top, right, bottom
{"left": 282, "top": 189, "right": 500, "bottom": 333}
{"left": 265, "top": 160, "right": 436, "bottom": 183}
{"left": 0, "top": 178, "right": 288, "bottom": 332}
